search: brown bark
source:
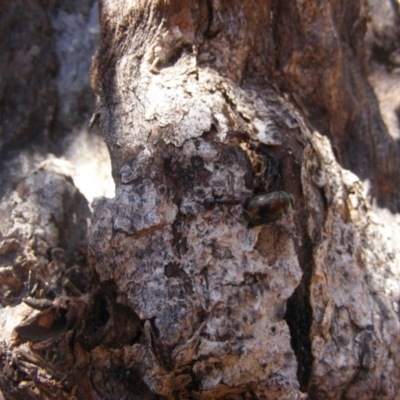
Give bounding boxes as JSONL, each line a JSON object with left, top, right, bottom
{"left": 1, "top": 0, "right": 400, "bottom": 399}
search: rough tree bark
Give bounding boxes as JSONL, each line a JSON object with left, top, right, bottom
{"left": 1, "top": 0, "right": 400, "bottom": 399}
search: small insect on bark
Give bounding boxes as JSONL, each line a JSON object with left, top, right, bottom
{"left": 243, "top": 191, "right": 294, "bottom": 227}
{"left": 203, "top": 191, "right": 294, "bottom": 227}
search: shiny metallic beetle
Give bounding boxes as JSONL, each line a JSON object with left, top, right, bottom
{"left": 203, "top": 191, "right": 294, "bottom": 227}
{"left": 243, "top": 191, "right": 294, "bottom": 227}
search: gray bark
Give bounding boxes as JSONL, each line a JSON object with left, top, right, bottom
{"left": 1, "top": 1, "right": 400, "bottom": 399}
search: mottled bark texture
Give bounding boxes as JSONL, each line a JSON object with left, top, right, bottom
{"left": 0, "top": 1, "right": 112, "bottom": 399}
{"left": 2, "top": 0, "right": 400, "bottom": 399}
{"left": 88, "top": 0, "right": 400, "bottom": 398}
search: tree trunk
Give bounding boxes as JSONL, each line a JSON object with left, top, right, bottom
{"left": 1, "top": 1, "right": 400, "bottom": 399}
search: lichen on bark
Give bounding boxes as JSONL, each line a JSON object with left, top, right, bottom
{"left": 2, "top": 0, "right": 400, "bottom": 399}
{"left": 89, "top": 1, "right": 307, "bottom": 398}
{"left": 303, "top": 132, "right": 400, "bottom": 399}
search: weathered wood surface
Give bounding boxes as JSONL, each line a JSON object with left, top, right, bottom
{"left": 1, "top": 0, "right": 400, "bottom": 399}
